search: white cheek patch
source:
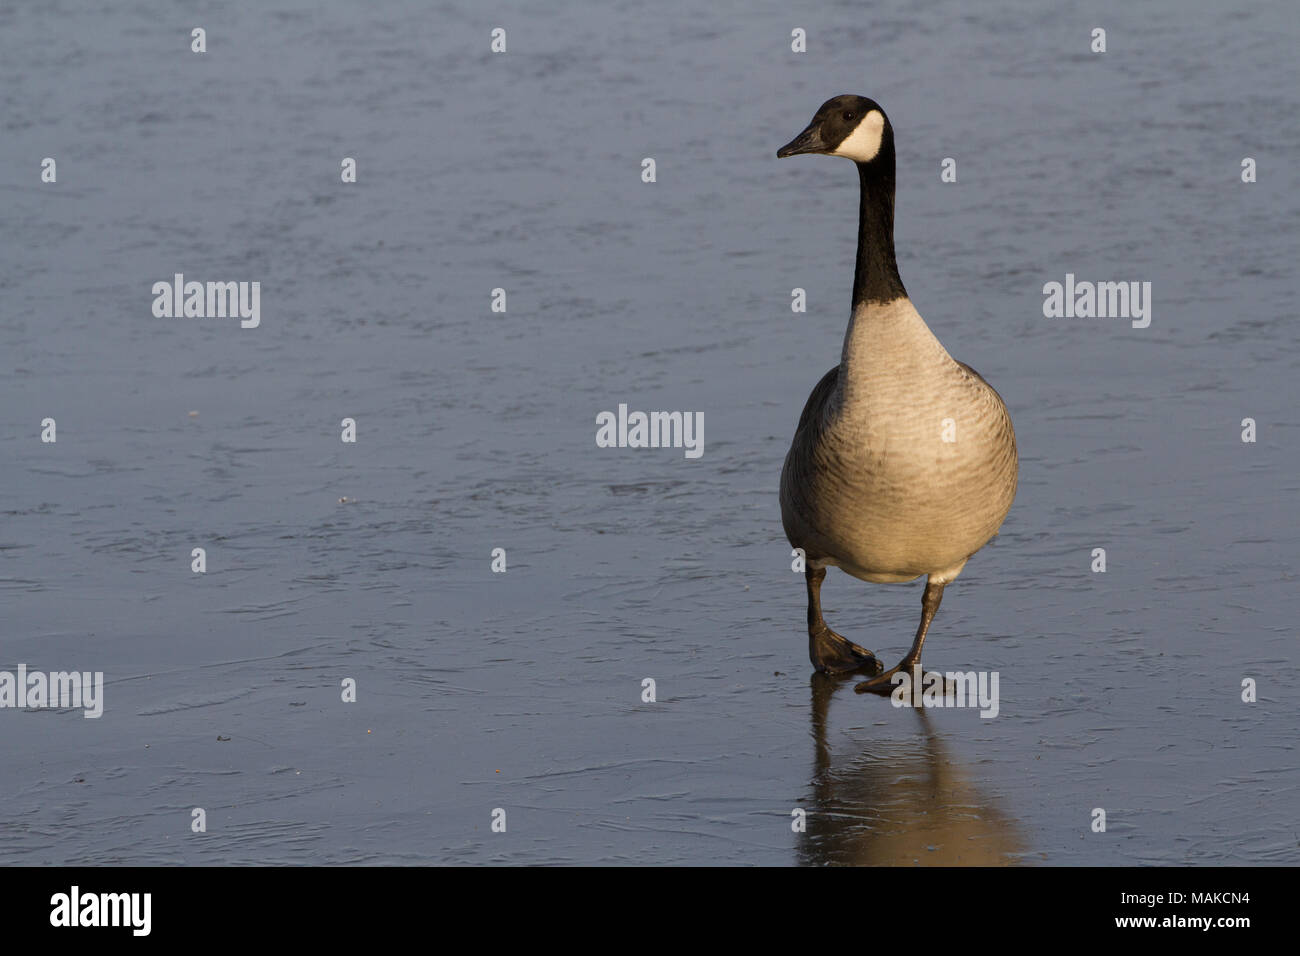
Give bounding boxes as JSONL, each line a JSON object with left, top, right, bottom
{"left": 831, "top": 110, "right": 884, "bottom": 162}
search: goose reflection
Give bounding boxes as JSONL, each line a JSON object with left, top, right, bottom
{"left": 797, "top": 674, "right": 1025, "bottom": 866}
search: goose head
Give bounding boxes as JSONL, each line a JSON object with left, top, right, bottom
{"left": 777, "top": 95, "right": 890, "bottom": 164}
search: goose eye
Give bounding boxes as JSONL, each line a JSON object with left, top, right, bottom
{"left": 843, "top": 111, "right": 854, "bottom": 121}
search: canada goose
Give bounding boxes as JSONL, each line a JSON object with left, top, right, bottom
{"left": 776, "top": 95, "right": 1018, "bottom": 696}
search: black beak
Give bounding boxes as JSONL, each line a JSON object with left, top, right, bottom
{"left": 777, "top": 123, "right": 826, "bottom": 158}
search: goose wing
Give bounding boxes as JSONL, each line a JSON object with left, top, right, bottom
{"left": 794, "top": 366, "right": 839, "bottom": 435}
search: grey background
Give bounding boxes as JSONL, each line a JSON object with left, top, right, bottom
{"left": 1, "top": 0, "right": 1296, "bottom": 864}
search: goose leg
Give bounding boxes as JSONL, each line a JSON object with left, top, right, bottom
{"left": 806, "top": 566, "right": 883, "bottom": 675}
{"left": 855, "top": 577, "right": 945, "bottom": 695}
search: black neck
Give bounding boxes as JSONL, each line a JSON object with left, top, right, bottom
{"left": 851, "top": 140, "right": 906, "bottom": 307}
